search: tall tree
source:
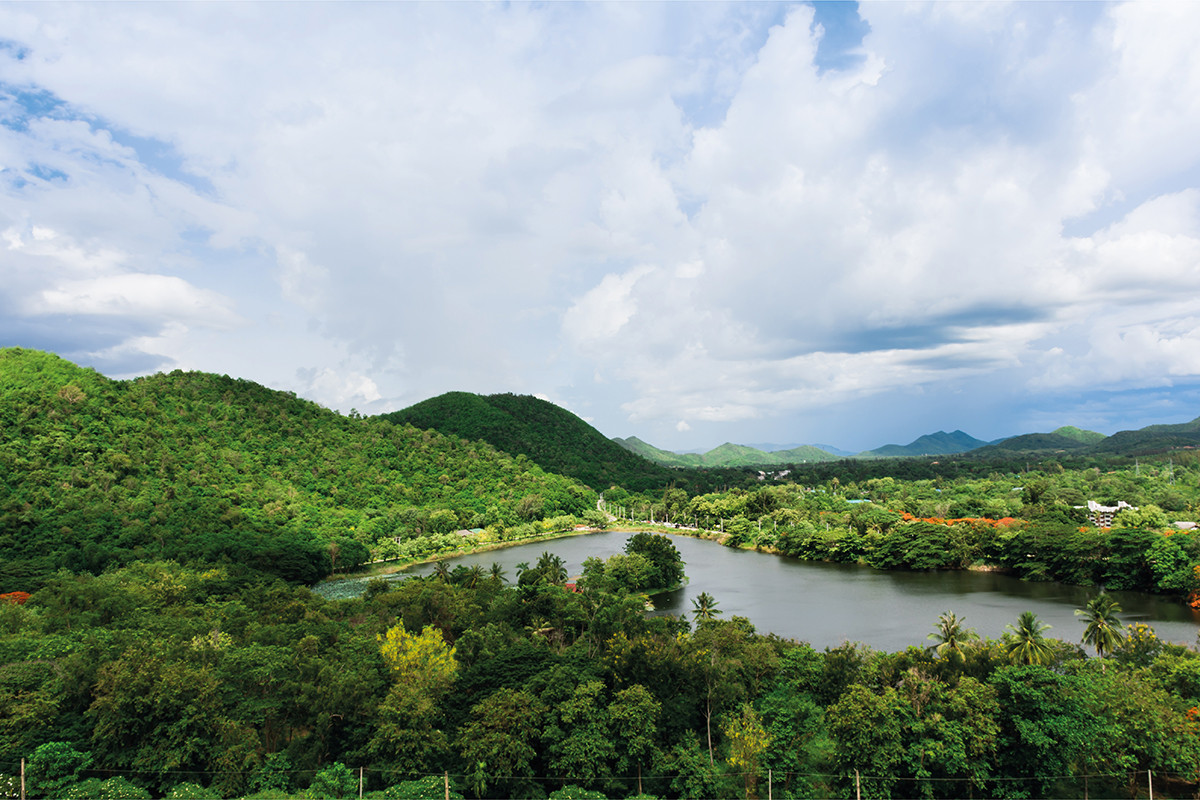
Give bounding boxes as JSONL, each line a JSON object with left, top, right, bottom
{"left": 691, "top": 592, "right": 722, "bottom": 622}
{"left": 1076, "top": 593, "right": 1124, "bottom": 667}
{"left": 457, "top": 688, "right": 546, "bottom": 799}
{"left": 927, "top": 610, "right": 979, "bottom": 663}
{"left": 1004, "top": 611, "right": 1054, "bottom": 666}
{"left": 608, "top": 684, "right": 661, "bottom": 796}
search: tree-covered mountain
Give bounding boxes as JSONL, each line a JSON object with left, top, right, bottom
{"left": 856, "top": 430, "right": 991, "bottom": 458}
{"left": 611, "top": 436, "right": 699, "bottom": 467}
{"left": 1090, "top": 416, "right": 1200, "bottom": 456}
{"left": 613, "top": 437, "right": 838, "bottom": 468}
{"left": 0, "top": 349, "right": 594, "bottom": 591}
{"left": 968, "top": 432, "right": 1093, "bottom": 457}
{"left": 1051, "top": 425, "right": 1106, "bottom": 445}
{"left": 382, "top": 392, "right": 705, "bottom": 492}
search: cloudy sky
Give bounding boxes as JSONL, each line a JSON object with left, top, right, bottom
{"left": 3, "top": 2, "right": 1200, "bottom": 453}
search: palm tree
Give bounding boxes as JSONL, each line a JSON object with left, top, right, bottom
{"left": 536, "top": 551, "right": 568, "bottom": 585}
{"left": 1076, "top": 593, "right": 1124, "bottom": 668}
{"left": 691, "top": 592, "right": 722, "bottom": 622}
{"left": 465, "top": 564, "right": 486, "bottom": 588}
{"left": 432, "top": 560, "right": 451, "bottom": 582}
{"left": 927, "top": 611, "right": 979, "bottom": 662}
{"left": 1004, "top": 611, "right": 1054, "bottom": 666}
{"left": 489, "top": 562, "right": 508, "bottom": 584}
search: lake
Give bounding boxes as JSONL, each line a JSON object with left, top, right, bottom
{"left": 317, "top": 530, "right": 1200, "bottom": 651}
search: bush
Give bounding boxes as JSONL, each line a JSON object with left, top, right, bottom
{"left": 61, "top": 777, "right": 150, "bottom": 800}
{"left": 27, "top": 741, "right": 92, "bottom": 799}
{"left": 379, "top": 775, "right": 464, "bottom": 799}
{"left": 165, "top": 782, "right": 220, "bottom": 800}
{"left": 307, "top": 762, "right": 356, "bottom": 799}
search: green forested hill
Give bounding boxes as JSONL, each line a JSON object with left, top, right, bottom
{"left": 1052, "top": 425, "right": 1106, "bottom": 444}
{"left": 1092, "top": 416, "right": 1200, "bottom": 455}
{"left": 611, "top": 435, "right": 698, "bottom": 467}
{"left": 382, "top": 392, "right": 690, "bottom": 492}
{"left": 613, "top": 437, "right": 838, "bottom": 468}
{"left": 968, "top": 432, "right": 1091, "bottom": 457}
{"left": 0, "top": 349, "right": 594, "bottom": 591}
{"left": 857, "top": 430, "right": 991, "bottom": 458}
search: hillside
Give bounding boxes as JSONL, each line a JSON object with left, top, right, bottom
{"left": 382, "top": 392, "right": 686, "bottom": 492}
{"left": 1052, "top": 425, "right": 1106, "bottom": 444}
{"left": 612, "top": 435, "right": 699, "bottom": 467}
{"left": 613, "top": 437, "right": 839, "bottom": 468}
{"left": 967, "top": 432, "right": 1091, "bottom": 457}
{"left": 1091, "top": 424, "right": 1200, "bottom": 456}
{"left": 857, "top": 430, "right": 990, "bottom": 458}
{"left": 0, "top": 348, "right": 594, "bottom": 591}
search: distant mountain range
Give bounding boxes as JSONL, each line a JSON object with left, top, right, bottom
{"left": 381, "top": 391, "right": 678, "bottom": 492}
{"left": 612, "top": 437, "right": 840, "bottom": 468}
{"left": 614, "top": 421, "right": 1200, "bottom": 467}
{"left": 385, "top": 389, "right": 1200, "bottom": 473}
{"left": 856, "top": 430, "right": 990, "bottom": 459}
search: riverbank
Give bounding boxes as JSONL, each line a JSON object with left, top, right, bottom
{"left": 322, "top": 521, "right": 711, "bottom": 585}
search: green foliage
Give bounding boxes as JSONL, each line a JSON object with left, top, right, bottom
{"left": 61, "top": 777, "right": 151, "bottom": 800}
{"left": 1076, "top": 593, "right": 1124, "bottom": 660}
{"left": 625, "top": 533, "right": 685, "bottom": 589}
{"left": 379, "top": 775, "right": 464, "bottom": 799}
{"left": 0, "top": 554, "right": 1196, "bottom": 798}
{"left": 2, "top": 353, "right": 1200, "bottom": 800}
{"left": 378, "top": 625, "right": 458, "bottom": 693}
{"left": 383, "top": 391, "right": 674, "bottom": 493}
{"left": 581, "top": 534, "right": 686, "bottom": 594}
{"left": 548, "top": 786, "right": 608, "bottom": 800}
{"left": 307, "top": 762, "right": 356, "bottom": 799}
{"left": 251, "top": 752, "right": 295, "bottom": 794}
{"left": 927, "top": 610, "right": 979, "bottom": 662}
{"left": 27, "top": 741, "right": 92, "bottom": 798}
{"left": 164, "top": 782, "right": 220, "bottom": 800}
{"left": 1004, "top": 611, "right": 1055, "bottom": 666}
{"left": 990, "top": 666, "right": 1105, "bottom": 798}
{"left": 0, "top": 349, "right": 597, "bottom": 591}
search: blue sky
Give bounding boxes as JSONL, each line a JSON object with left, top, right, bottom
{"left": 2, "top": 1, "right": 1200, "bottom": 453}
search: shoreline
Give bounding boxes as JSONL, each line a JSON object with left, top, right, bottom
{"left": 321, "top": 522, "right": 713, "bottom": 585}
{"left": 321, "top": 521, "right": 1019, "bottom": 588}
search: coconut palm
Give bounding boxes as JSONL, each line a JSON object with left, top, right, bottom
{"left": 464, "top": 564, "right": 486, "bottom": 588}
{"left": 1076, "top": 593, "right": 1124, "bottom": 668}
{"left": 1004, "top": 611, "right": 1054, "bottom": 666}
{"left": 691, "top": 592, "right": 722, "bottom": 621}
{"left": 489, "top": 562, "right": 508, "bottom": 584}
{"left": 927, "top": 611, "right": 979, "bottom": 662}
{"left": 536, "top": 551, "right": 568, "bottom": 585}
{"left": 432, "top": 560, "right": 451, "bottom": 582}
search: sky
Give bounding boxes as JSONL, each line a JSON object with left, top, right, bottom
{"left": 3, "top": 1, "right": 1200, "bottom": 453}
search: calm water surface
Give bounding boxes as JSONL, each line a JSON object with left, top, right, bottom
{"left": 320, "top": 530, "right": 1200, "bottom": 651}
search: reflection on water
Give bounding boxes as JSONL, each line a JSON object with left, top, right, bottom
{"left": 318, "top": 530, "right": 1200, "bottom": 651}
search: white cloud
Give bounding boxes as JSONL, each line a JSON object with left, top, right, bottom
{"left": 296, "top": 366, "right": 383, "bottom": 411}
{"left": 30, "top": 273, "right": 240, "bottom": 327}
{"left": 565, "top": 266, "right": 655, "bottom": 347}
{"left": 3, "top": 0, "right": 1200, "bottom": 447}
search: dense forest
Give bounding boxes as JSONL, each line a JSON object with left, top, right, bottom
{"left": 4, "top": 348, "right": 1200, "bottom": 798}
{"left": 0, "top": 349, "right": 595, "bottom": 592}
{"left": 601, "top": 461, "right": 1200, "bottom": 602}
{"left": 2, "top": 555, "right": 1199, "bottom": 799}
{"left": 382, "top": 392, "right": 758, "bottom": 494}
